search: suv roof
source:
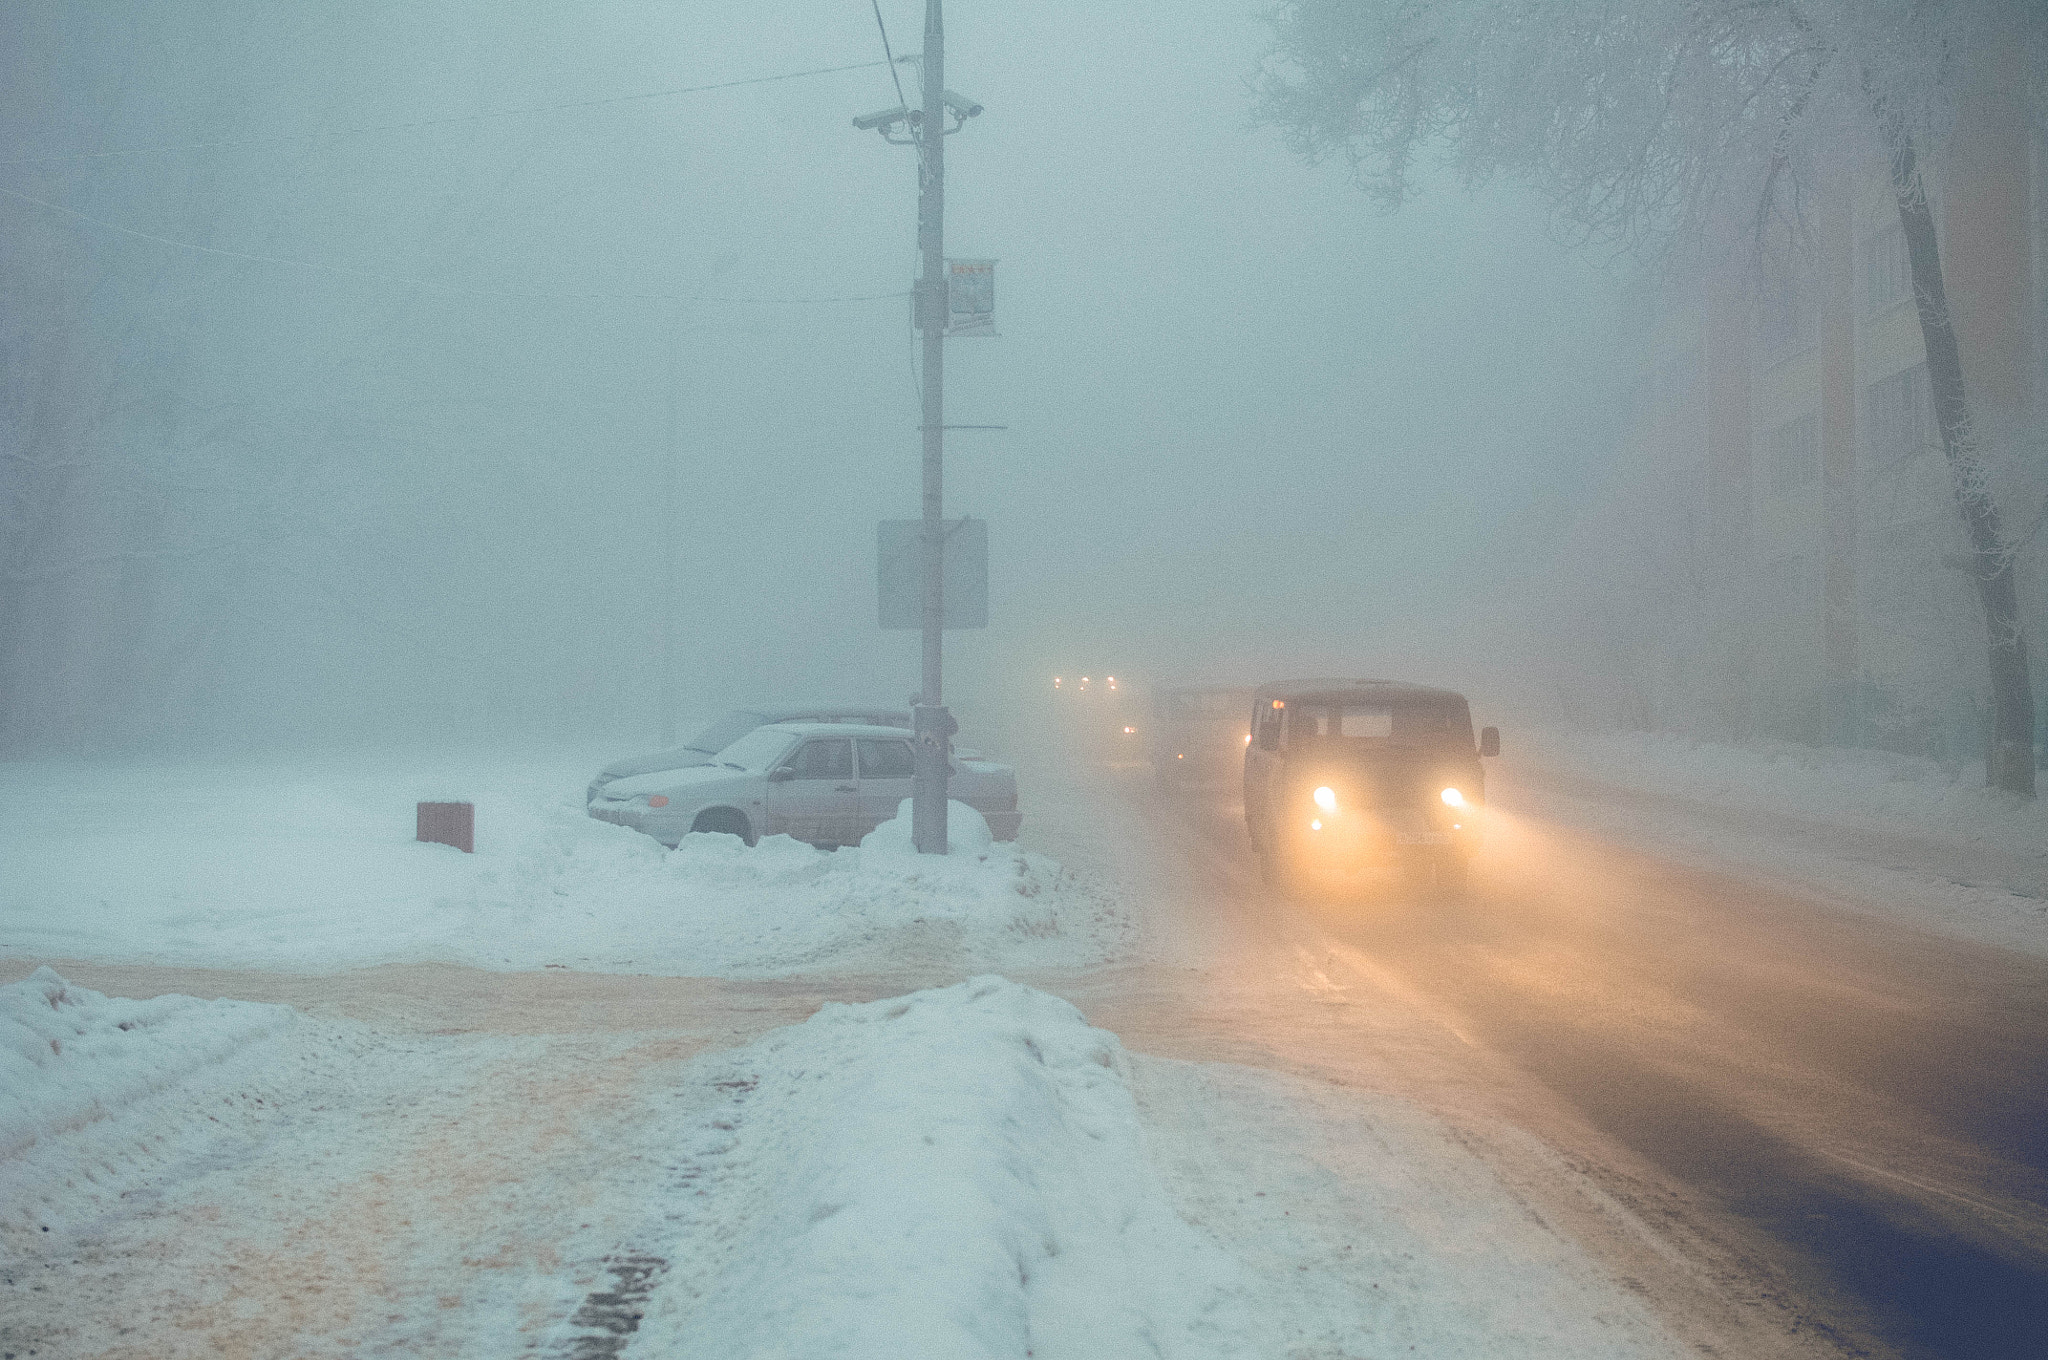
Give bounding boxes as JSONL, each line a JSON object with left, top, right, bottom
{"left": 1252, "top": 678, "right": 1468, "bottom": 705}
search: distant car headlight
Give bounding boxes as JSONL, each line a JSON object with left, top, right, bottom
{"left": 1312, "top": 786, "right": 1337, "bottom": 812}
{"left": 1440, "top": 787, "right": 1464, "bottom": 807}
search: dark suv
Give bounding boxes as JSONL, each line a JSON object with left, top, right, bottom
{"left": 1243, "top": 679, "right": 1498, "bottom": 893}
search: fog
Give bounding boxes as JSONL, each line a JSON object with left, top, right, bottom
{"left": 0, "top": 1, "right": 1721, "bottom": 753}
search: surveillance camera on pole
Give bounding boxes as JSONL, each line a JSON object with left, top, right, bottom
{"left": 851, "top": 0, "right": 986, "bottom": 854}
{"left": 853, "top": 105, "right": 917, "bottom": 143}
{"left": 852, "top": 106, "right": 907, "bottom": 130}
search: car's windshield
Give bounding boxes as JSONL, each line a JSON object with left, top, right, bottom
{"left": 713, "top": 727, "right": 800, "bottom": 772}
{"left": 1285, "top": 700, "right": 1469, "bottom": 749}
{"left": 687, "top": 709, "right": 766, "bottom": 754}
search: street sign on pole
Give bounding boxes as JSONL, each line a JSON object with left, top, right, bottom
{"left": 946, "top": 258, "right": 996, "bottom": 336}
{"left": 877, "top": 518, "right": 987, "bottom": 629}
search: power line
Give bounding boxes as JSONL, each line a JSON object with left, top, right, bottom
{"left": 0, "top": 56, "right": 917, "bottom": 169}
{"left": 0, "top": 183, "right": 908, "bottom": 307}
{"left": 870, "top": 1, "right": 913, "bottom": 124}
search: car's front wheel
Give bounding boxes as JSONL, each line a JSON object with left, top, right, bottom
{"left": 691, "top": 807, "right": 754, "bottom": 845}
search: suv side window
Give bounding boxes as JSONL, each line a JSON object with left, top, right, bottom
{"left": 1254, "top": 702, "right": 1283, "bottom": 752}
{"left": 857, "top": 738, "right": 916, "bottom": 780}
{"left": 790, "top": 739, "right": 853, "bottom": 780}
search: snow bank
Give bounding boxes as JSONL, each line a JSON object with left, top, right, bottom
{"left": 0, "top": 753, "right": 1124, "bottom": 977}
{"left": 0, "top": 966, "right": 294, "bottom": 1160}
{"left": 1521, "top": 727, "right": 2048, "bottom": 857}
{"left": 860, "top": 796, "right": 995, "bottom": 856}
{"left": 620, "top": 976, "right": 1263, "bottom": 1360}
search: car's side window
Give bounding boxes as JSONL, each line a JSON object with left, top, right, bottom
{"left": 790, "top": 739, "right": 853, "bottom": 780}
{"left": 857, "top": 738, "right": 916, "bottom": 780}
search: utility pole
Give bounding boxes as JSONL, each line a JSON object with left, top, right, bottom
{"left": 912, "top": 0, "right": 949, "bottom": 855}
{"left": 855, "top": 0, "right": 982, "bottom": 853}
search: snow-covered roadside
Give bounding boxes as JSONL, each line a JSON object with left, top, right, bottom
{"left": 1519, "top": 728, "right": 2048, "bottom": 856}
{"left": 1503, "top": 729, "right": 2048, "bottom": 955}
{"left": 1, "top": 965, "right": 294, "bottom": 1163}
{"left": 0, "top": 966, "right": 679, "bottom": 1360}
{"left": 608, "top": 975, "right": 1263, "bottom": 1359}
{"left": 1133, "top": 1059, "right": 1681, "bottom": 1360}
{"left": 0, "top": 753, "right": 1125, "bottom": 977}
{"left": 3, "top": 969, "right": 1685, "bottom": 1360}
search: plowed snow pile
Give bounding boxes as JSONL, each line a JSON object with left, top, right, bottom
{"left": 0, "top": 755, "right": 1125, "bottom": 977}
{"left": 0, "top": 965, "right": 294, "bottom": 1164}
{"left": 599, "top": 975, "right": 1266, "bottom": 1359}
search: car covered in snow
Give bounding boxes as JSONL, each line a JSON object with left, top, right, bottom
{"left": 586, "top": 703, "right": 909, "bottom": 803}
{"left": 588, "top": 722, "right": 1022, "bottom": 848}
{"left": 1244, "top": 679, "right": 1498, "bottom": 893}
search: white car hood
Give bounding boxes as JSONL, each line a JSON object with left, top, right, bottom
{"left": 603, "top": 764, "right": 755, "bottom": 801}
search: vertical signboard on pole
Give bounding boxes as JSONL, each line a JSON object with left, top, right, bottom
{"left": 877, "top": 518, "right": 988, "bottom": 629}
{"left": 946, "top": 258, "right": 996, "bottom": 336}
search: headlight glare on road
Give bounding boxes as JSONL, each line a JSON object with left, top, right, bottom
{"left": 1312, "top": 786, "right": 1337, "bottom": 812}
{"left": 1440, "top": 787, "right": 1465, "bottom": 807}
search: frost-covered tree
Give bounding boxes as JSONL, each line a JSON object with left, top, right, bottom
{"left": 1256, "top": 0, "right": 2042, "bottom": 793}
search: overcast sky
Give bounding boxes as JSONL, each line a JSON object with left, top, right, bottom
{"left": 2, "top": 0, "right": 1633, "bottom": 749}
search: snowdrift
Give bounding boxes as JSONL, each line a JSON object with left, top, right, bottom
{"left": 1524, "top": 727, "right": 2048, "bottom": 854}
{"left": 0, "top": 965, "right": 294, "bottom": 1162}
{"left": 613, "top": 976, "right": 1263, "bottom": 1360}
{"left": 0, "top": 754, "right": 1126, "bottom": 977}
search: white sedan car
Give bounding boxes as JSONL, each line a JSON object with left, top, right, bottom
{"left": 587, "top": 722, "right": 1022, "bottom": 848}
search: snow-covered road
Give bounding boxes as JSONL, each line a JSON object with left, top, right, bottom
{"left": 7, "top": 739, "right": 2044, "bottom": 1358}
{"left": 1, "top": 964, "right": 1679, "bottom": 1360}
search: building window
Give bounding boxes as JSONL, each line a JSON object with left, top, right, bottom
{"left": 1861, "top": 362, "right": 1938, "bottom": 466}
{"left": 1860, "top": 221, "right": 1913, "bottom": 314}
{"left": 1766, "top": 413, "right": 1820, "bottom": 494}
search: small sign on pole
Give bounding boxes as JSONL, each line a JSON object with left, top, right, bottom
{"left": 877, "top": 518, "right": 988, "bottom": 629}
{"left": 946, "top": 258, "right": 996, "bottom": 336}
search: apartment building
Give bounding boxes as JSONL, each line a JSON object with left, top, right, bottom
{"left": 1624, "top": 58, "right": 2044, "bottom": 762}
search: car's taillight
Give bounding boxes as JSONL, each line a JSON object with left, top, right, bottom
{"left": 648, "top": 795, "right": 670, "bottom": 808}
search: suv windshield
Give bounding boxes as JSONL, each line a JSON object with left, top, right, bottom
{"left": 1285, "top": 700, "right": 1468, "bottom": 749}
{"left": 713, "top": 728, "right": 800, "bottom": 772}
